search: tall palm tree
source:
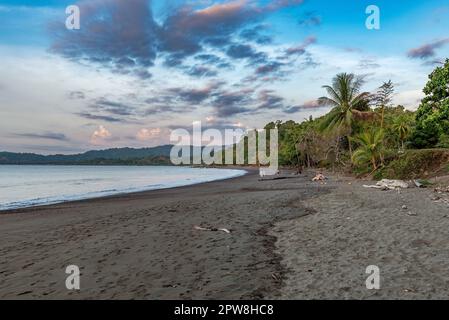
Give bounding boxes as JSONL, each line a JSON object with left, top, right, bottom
{"left": 351, "top": 129, "right": 385, "bottom": 171}
{"left": 318, "top": 73, "right": 371, "bottom": 157}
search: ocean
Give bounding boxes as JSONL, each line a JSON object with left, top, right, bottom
{"left": 0, "top": 165, "right": 246, "bottom": 211}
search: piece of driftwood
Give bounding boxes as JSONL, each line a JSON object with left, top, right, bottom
{"left": 259, "top": 168, "right": 280, "bottom": 178}
{"left": 312, "top": 173, "right": 327, "bottom": 181}
{"left": 435, "top": 186, "right": 449, "bottom": 193}
{"left": 363, "top": 179, "right": 409, "bottom": 190}
{"left": 194, "top": 225, "right": 231, "bottom": 234}
{"left": 259, "top": 176, "right": 300, "bottom": 181}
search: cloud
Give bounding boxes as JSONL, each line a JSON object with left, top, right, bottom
{"left": 168, "top": 83, "right": 222, "bottom": 104}
{"left": 195, "top": 54, "right": 223, "bottom": 64}
{"left": 211, "top": 89, "right": 254, "bottom": 117}
{"left": 407, "top": 38, "right": 449, "bottom": 59}
{"left": 143, "top": 84, "right": 224, "bottom": 115}
{"left": 68, "top": 91, "right": 86, "bottom": 100}
{"left": 255, "top": 90, "right": 322, "bottom": 114}
{"left": 255, "top": 61, "right": 284, "bottom": 75}
{"left": 159, "top": 0, "right": 264, "bottom": 62}
{"left": 75, "top": 98, "right": 141, "bottom": 124}
{"left": 186, "top": 65, "right": 218, "bottom": 77}
{"left": 239, "top": 24, "right": 273, "bottom": 44}
{"left": 13, "top": 132, "right": 69, "bottom": 141}
{"left": 256, "top": 90, "right": 285, "bottom": 110}
{"left": 144, "top": 105, "right": 196, "bottom": 115}
{"left": 298, "top": 11, "right": 321, "bottom": 27}
{"left": 167, "top": 118, "right": 247, "bottom": 133}
{"left": 194, "top": 54, "right": 233, "bottom": 69}
{"left": 226, "top": 44, "right": 267, "bottom": 65}
{"left": 283, "top": 100, "right": 322, "bottom": 114}
{"left": 358, "top": 58, "right": 381, "bottom": 69}
{"left": 159, "top": 0, "right": 303, "bottom": 60}
{"left": 49, "top": 0, "right": 304, "bottom": 77}
{"left": 144, "top": 90, "right": 199, "bottom": 115}
{"left": 134, "top": 70, "right": 152, "bottom": 80}
{"left": 50, "top": 0, "right": 158, "bottom": 76}
{"left": 423, "top": 59, "right": 445, "bottom": 66}
{"left": 74, "top": 96, "right": 151, "bottom": 124}
{"left": 242, "top": 36, "right": 317, "bottom": 81}
{"left": 90, "top": 125, "right": 111, "bottom": 144}
{"left": 90, "top": 98, "right": 135, "bottom": 116}
{"left": 285, "top": 36, "right": 317, "bottom": 56}
{"left": 75, "top": 112, "right": 124, "bottom": 123}
{"left": 162, "top": 53, "right": 185, "bottom": 67}
{"left": 300, "top": 53, "right": 320, "bottom": 69}
{"left": 144, "top": 105, "right": 177, "bottom": 115}
{"left": 136, "top": 128, "right": 161, "bottom": 141}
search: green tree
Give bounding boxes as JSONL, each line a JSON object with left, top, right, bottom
{"left": 411, "top": 59, "right": 449, "bottom": 148}
{"left": 392, "top": 115, "right": 412, "bottom": 151}
{"left": 410, "top": 121, "right": 440, "bottom": 149}
{"left": 351, "top": 129, "right": 385, "bottom": 171}
{"left": 375, "top": 80, "right": 395, "bottom": 128}
{"left": 318, "top": 73, "right": 371, "bottom": 157}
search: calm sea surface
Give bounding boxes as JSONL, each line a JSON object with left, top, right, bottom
{"left": 0, "top": 165, "right": 246, "bottom": 211}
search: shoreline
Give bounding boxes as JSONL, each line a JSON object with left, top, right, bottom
{"left": 0, "top": 166, "right": 251, "bottom": 214}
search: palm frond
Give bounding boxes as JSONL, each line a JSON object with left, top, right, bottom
{"left": 318, "top": 96, "right": 338, "bottom": 107}
{"left": 322, "top": 85, "right": 343, "bottom": 105}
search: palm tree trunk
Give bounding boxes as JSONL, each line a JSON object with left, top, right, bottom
{"left": 295, "top": 150, "right": 300, "bottom": 169}
{"left": 372, "top": 156, "right": 377, "bottom": 171}
{"left": 347, "top": 135, "right": 353, "bottom": 158}
{"left": 335, "top": 137, "right": 340, "bottom": 163}
{"left": 347, "top": 124, "right": 353, "bottom": 159}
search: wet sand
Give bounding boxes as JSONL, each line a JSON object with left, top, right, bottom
{"left": 1, "top": 169, "right": 449, "bottom": 299}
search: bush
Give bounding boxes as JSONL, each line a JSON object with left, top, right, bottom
{"left": 374, "top": 149, "right": 449, "bottom": 180}
{"left": 437, "top": 134, "right": 449, "bottom": 148}
{"left": 409, "top": 121, "right": 440, "bottom": 148}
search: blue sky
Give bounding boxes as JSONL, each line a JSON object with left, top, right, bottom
{"left": 1, "top": 0, "right": 448, "bottom": 153}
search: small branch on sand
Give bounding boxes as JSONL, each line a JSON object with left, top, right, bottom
{"left": 259, "top": 176, "right": 300, "bottom": 182}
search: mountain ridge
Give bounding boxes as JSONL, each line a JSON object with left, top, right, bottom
{"left": 0, "top": 145, "right": 174, "bottom": 165}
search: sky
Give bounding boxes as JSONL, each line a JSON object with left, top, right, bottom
{"left": 0, "top": 0, "right": 448, "bottom": 154}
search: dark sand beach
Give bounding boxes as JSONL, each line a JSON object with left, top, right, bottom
{"left": 1, "top": 169, "right": 449, "bottom": 299}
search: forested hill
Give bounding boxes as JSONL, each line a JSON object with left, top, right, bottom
{"left": 0, "top": 145, "right": 174, "bottom": 165}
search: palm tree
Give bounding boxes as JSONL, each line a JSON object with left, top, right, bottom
{"left": 392, "top": 117, "right": 411, "bottom": 151}
{"left": 351, "top": 129, "right": 385, "bottom": 171}
{"left": 318, "top": 73, "right": 371, "bottom": 157}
